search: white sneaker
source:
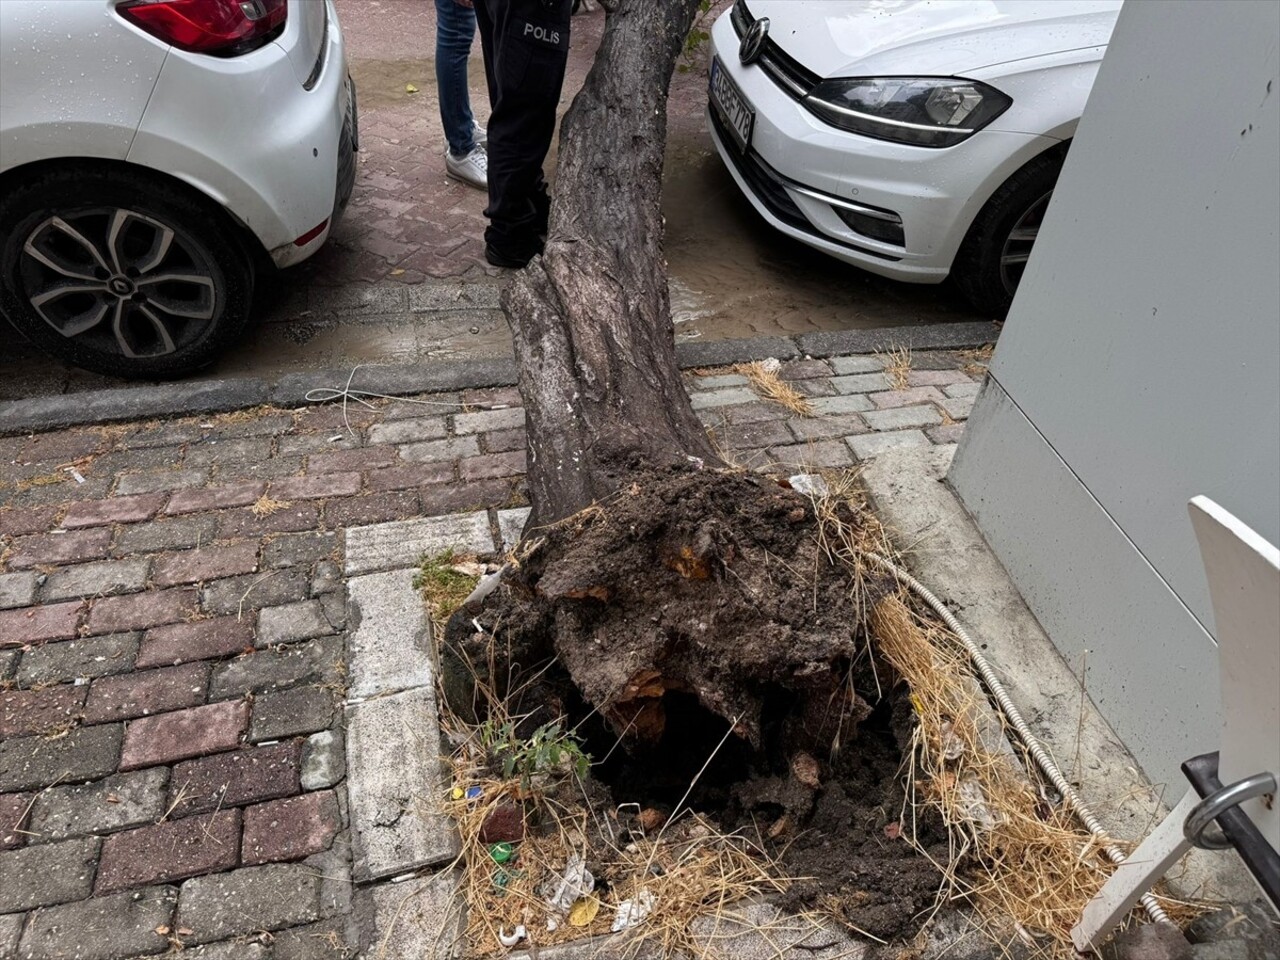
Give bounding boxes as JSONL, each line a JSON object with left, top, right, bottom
{"left": 445, "top": 145, "right": 487, "bottom": 189}
{"left": 473, "top": 122, "right": 488, "bottom": 147}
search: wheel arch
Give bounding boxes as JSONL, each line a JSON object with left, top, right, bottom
{"left": 0, "top": 157, "right": 274, "bottom": 274}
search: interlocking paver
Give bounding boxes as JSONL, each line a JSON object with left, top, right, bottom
{"left": 16, "top": 632, "right": 139, "bottom": 685}
{"left": 0, "top": 571, "right": 39, "bottom": 610}
{"left": 137, "top": 616, "right": 255, "bottom": 668}
{"left": 242, "top": 790, "right": 341, "bottom": 865}
{"left": 29, "top": 768, "right": 170, "bottom": 842}
{"left": 87, "top": 587, "right": 197, "bottom": 635}
{"left": 62, "top": 493, "right": 166, "bottom": 529}
{"left": 169, "top": 742, "right": 301, "bottom": 817}
{"left": 82, "top": 661, "right": 210, "bottom": 723}
{"left": 17, "top": 885, "right": 179, "bottom": 960}
{"left": 0, "top": 685, "right": 86, "bottom": 738}
{"left": 0, "top": 601, "right": 82, "bottom": 644}
{"left": 95, "top": 810, "right": 241, "bottom": 894}
{"left": 6, "top": 529, "right": 112, "bottom": 569}
{"left": 120, "top": 700, "right": 249, "bottom": 770}
{"left": 0, "top": 724, "right": 122, "bottom": 793}
{"left": 41, "top": 557, "right": 150, "bottom": 602}
{"left": 0, "top": 836, "right": 101, "bottom": 912}
{"left": 152, "top": 541, "right": 260, "bottom": 586}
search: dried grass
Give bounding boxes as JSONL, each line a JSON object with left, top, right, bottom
{"left": 734, "top": 361, "right": 813, "bottom": 417}
{"left": 959, "top": 344, "right": 995, "bottom": 378}
{"left": 879, "top": 347, "right": 913, "bottom": 390}
{"left": 251, "top": 495, "right": 287, "bottom": 517}
{"left": 865, "top": 578, "right": 1205, "bottom": 956}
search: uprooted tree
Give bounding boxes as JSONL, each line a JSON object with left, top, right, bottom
{"left": 448, "top": 0, "right": 878, "bottom": 790}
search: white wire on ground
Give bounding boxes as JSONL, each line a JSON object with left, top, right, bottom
{"left": 866, "top": 552, "right": 1173, "bottom": 927}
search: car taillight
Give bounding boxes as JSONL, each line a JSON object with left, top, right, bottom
{"left": 117, "top": 0, "right": 287, "bottom": 56}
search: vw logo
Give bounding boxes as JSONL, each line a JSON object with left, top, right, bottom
{"left": 739, "top": 17, "right": 769, "bottom": 65}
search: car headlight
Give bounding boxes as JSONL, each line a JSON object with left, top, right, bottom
{"left": 806, "top": 78, "right": 1012, "bottom": 147}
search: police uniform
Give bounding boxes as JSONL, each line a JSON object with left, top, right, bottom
{"left": 473, "top": 0, "right": 572, "bottom": 267}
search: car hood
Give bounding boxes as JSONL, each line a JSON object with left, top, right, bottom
{"left": 746, "top": 0, "right": 1122, "bottom": 78}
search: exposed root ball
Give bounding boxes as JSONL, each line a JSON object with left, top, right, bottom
{"left": 451, "top": 466, "right": 892, "bottom": 757}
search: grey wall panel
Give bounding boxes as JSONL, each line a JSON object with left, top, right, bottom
{"left": 985, "top": 0, "right": 1280, "bottom": 636}
{"left": 951, "top": 381, "right": 1221, "bottom": 788}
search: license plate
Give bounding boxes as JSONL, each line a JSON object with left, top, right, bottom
{"left": 710, "top": 57, "right": 753, "bottom": 152}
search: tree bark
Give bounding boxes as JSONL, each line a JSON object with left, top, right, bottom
{"left": 505, "top": 0, "right": 717, "bottom": 530}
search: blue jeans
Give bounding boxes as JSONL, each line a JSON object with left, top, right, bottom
{"left": 435, "top": 0, "right": 477, "bottom": 156}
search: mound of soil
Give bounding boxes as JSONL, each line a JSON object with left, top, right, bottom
{"left": 444, "top": 465, "right": 954, "bottom": 943}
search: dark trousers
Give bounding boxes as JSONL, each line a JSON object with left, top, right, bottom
{"left": 474, "top": 0, "right": 571, "bottom": 253}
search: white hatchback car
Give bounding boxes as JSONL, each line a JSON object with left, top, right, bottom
{"left": 708, "top": 0, "right": 1122, "bottom": 314}
{"left": 0, "top": 0, "right": 356, "bottom": 378}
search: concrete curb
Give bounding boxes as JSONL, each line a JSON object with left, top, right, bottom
{"left": 0, "top": 322, "right": 999, "bottom": 437}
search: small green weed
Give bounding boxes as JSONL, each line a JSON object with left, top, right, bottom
{"left": 480, "top": 717, "right": 591, "bottom": 791}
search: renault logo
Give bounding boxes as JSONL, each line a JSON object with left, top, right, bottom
{"left": 739, "top": 17, "right": 769, "bottom": 65}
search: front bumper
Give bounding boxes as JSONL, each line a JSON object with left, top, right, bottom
{"left": 707, "top": 11, "right": 1056, "bottom": 283}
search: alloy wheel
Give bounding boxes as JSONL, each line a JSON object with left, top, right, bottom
{"left": 20, "top": 208, "right": 218, "bottom": 359}
{"left": 998, "top": 190, "right": 1053, "bottom": 296}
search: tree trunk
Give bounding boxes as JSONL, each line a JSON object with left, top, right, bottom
{"left": 504, "top": 0, "right": 717, "bottom": 530}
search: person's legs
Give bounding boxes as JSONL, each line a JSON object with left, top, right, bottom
{"left": 476, "top": 0, "right": 571, "bottom": 264}
{"left": 434, "top": 0, "right": 476, "bottom": 157}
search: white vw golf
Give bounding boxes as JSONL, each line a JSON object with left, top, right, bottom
{"left": 0, "top": 0, "right": 357, "bottom": 378}
{"left": 708, "top": 0, "right": 1122, "bottom": 314}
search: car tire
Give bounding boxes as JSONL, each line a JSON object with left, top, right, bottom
{"left": 0, "top": 165, "right": 254, "bottom": 379}
{"left": 953, "top": 147, "right": 1066, "bottom": 317}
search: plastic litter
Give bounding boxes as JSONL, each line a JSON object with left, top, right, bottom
{"left": 497, "top": 924, "right": 527, "bottom": 947}
{"left": 542, "top": 855, "right": 594, "bottom": 930}
{"left": 465, "top": 785, "right": 483, "bottom": 801}
{"left": 788, "top": 473, "right": 830, "bottom": 497}
{"left": 610, "top": 890, "right": 656, "bottom": 932}
{"left": 488, "top": 842, "right": 516, "bottom": 863}
{"left": 568, "top": 897, "right": 600, "bottom": 927}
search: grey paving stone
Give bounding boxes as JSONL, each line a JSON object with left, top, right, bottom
{"left": 344, "top": 513, "right": 492, "bottom": 576}
{"left": 689, "top": 899, "right": 867, "bottom": 960}
{"left": 301, "top": 730, "right": 346, "bottom": 791}
{"left": 863, "top": 404, "right": 944, "bottom": 431}
{"left": 688, "top": 373, "right": 750, "bottom": 390}
{"left": 398, "top": 436, "right": 480, "bottom": 464}
{"left": 29, "top": 768, "right": 169, "bottom": 842}
{"left": 41, "top": 558, "right": 150, "bottom": 603}
{"left": 263, "top": 531, "right": 338, "bottom": 569}
{"left": 0, "top": 571, "right": 38, "bottom": 610}
{"left": 408, "top": 279, "right": 501, "bottom": 312}
{"left": 0, "top": 724, "right": 123, "bottom": 793}
{"left": 0, "top": 650, "right": 17, "bottom": 682}
{"left": 17, "top": 885, "right": 177, "bottom": 960}
{"left": 0, "top": 912, "right": 23, "bottom": 958}
{"left": 367, "top": 417, "right": 448, "bottom": 445}
{"left": 847, "top": 430, "right": 931, "bottom": 460}
{"left": 184, "top": 941, "right": 270, "bottom": 960}
{"left": 829, "top": 355, "right": 886, "bottom": 374}
{"left": 271, "top": 917, "right": 352, "bottom": 960}
{"left": 808, "top": 394, "right": 874, "bottom": 416}
{"left": 688, "top": 387, "right": 758, "bottom": 410}
{"left": 200, "top": 567, "right": 310, "bottom": 618}
{"left": 787, "top": 413, "right": 869, "bottom": 442}
{"left": 767, "top": 439, "right": 856, "bottom": 469}
{"left": 114, "top": 468, "right": 210, "bottom": 495}
{"left": 346, "top": 687, "right": 455, "bottom": 881}
{"left": 453, "top": 407, "right": 524, "bottom": 435}
{"left": 256, "top": 599, "right": 337, "bottom": 647}
{"left": 209, "top": 634, "right": 344, "bottom": 700}
{"left": 0, "top": 837, "right": 101, "bottom": 912}
{"left": 176, "top": 863, "right": 321, "bottom": 945}
{"left": 497, "top": 507, "right": 532, "bottom": 552}
{"left": 114, "top": 514, "right": 218, "bottom": 555}
{"left": 249, "top": 685, "right": 336, "bottom": 743}
{"left": 944, "top": 380, "right": 983, "bottom": 399}
{"left": 347, "top": 568, "right": 432, "bottom": 699}
{"left": 829, "top": 372, "right": 891, "bottom": 394}
{"left": 940, "top": 395, "right": 976, "bottom": 420}
{"left": 363, "top": 870, "right": 461, "bottom": 960}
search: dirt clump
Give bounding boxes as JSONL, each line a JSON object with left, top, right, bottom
{"left": 443, "top": 465, "right": 951, "bottom": 946}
